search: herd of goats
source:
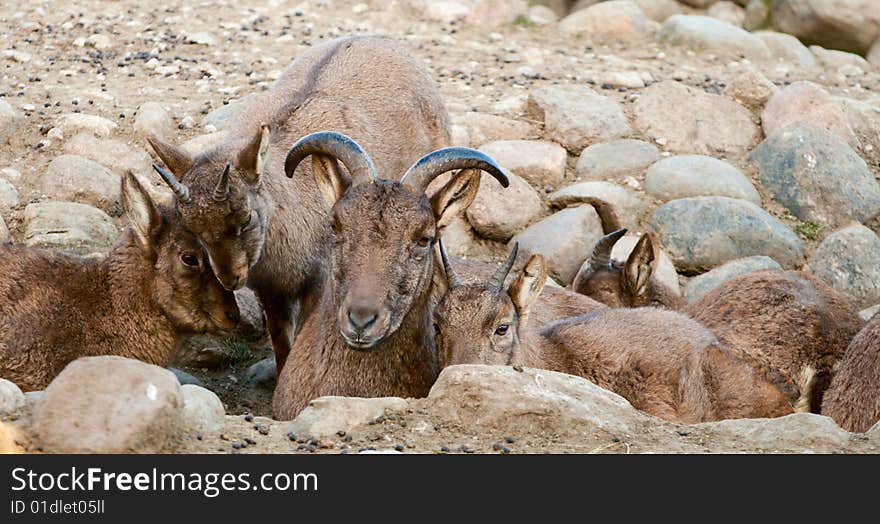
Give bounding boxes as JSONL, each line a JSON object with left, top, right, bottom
{"left": 0, "top": 35, "right": 878, "bottom": 435}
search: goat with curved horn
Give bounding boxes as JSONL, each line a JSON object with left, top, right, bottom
{"left": 400, "top": 147, "right": 509, "bottom": 191}
{"left": 584, "top": 228, "right": 627, "bottom": 275}
{"left": 213, "top": 163, "right": 231, "bottom": 202}
{"left": 152, "top": 163, "right": 191, "bottom": 204}
{"left": 438, "top": 239, "right": 461, "bottom": 290}
{"left": 283, "top": 131, "right": 378, "bottom": 184}
{"left": 488, "top": 242, "right": 519, "bottom": 293}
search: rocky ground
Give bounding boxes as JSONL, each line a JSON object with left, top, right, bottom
{"left": 2, "top": 0, "right": 880, "bottom": 453}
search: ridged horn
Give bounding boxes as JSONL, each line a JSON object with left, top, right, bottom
{"left": 585, "top": 228, "right": 628, "bottom": 273}
{"left": 488, "top": 242, "right": 518, "bottom": 293}
{"left": 213, "top": 163, "right": 231, "bottom": 202}
{"left": 152, "top": 163, "right": 191, "bottom": 204}
{"left": 283, "top": 131, "right": 377, "bottom": 184}
{"left": 438, "top": 239, "right": 461, "bottom": 290}
{"left": 400, "top": 147, "right": 509, "bottom": 192}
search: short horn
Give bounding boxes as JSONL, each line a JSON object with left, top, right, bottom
{"left": 152, "top": 163, "right": 191, "bottom": 204}
{"left": 213, "top": 163, "right": 231, "bottom": 202}
{"left": 284, "top": 131, "right": 377, "bottom": 184}
{"left": 438, "top": 239, "right": 461, "bottom": 290}
{"left": 488, "top": 242, "right": 518, "bottom": 293}
{"left": 586, "top": 228, "right": 627, "bottom": 272}
{"left": 400, "top": 147, "right": 509, "bottom": 192}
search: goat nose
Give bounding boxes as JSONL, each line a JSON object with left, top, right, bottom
{"left": 222, "top": 276, "right": 240, "bottom": 290}
{"left": 347, "top": 305, "right": 378, "bottom": 332}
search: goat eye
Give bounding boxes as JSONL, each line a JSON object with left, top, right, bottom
{"left": 494, "top": 324, "right": 509, "bottom": 336}
{"left": 181, "top": 254, "right": 200, "bottom": 268}
{"left": 416, "top": 236, "right": 432, "bottom": 248}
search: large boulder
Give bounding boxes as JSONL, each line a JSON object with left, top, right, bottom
{"left": 644, "top": 155, "right": 761, "bottom": 205}
{"left": 684, "top": 255, "right": 782, "bottom": 303}
{"left": 24, "top": 201, "right": 118, "bottom": 255}
{"left": 511, "top": 204, "right": 604, "bottom": 284}
{"left": 0, "top": 379, "right": 25, "bottom": 417}
{"left": 761, "top": 81, "right": 856, "bottom": 146}
{"left": 755, "top": 30, "right": 817, "bottom": 67}
{"left": 285, "top": 397, "right": 408, "bottom": 440}
{"left": 53, "top": 113, "right": 118, "bottom": 138}
{"left": 658, "top": 15, "right": 771, "bottom": 60}
{"left": 180, "top": 385, "right": 226, "bottom": 434}
{"left": 451, "top": 112, "right": 540, "bottom": 145}
{"left": 40, "top": 155, "right": 121, "bottom": 213}
{"left": 558, "top": 1, "right": 650, "bottom": 43}
{"left": 63, "top": 134, "right": 152, "bottom": 175}
{"left": 771, "top": 0, "right": 880, "bottom": 55}
{"left": 478, "top": 140, "right": 567, "bottom": 188}
{"left": 0, "top": 100, "right": 23, "bottom": 144}
{"left": 134, "top": 102, "right": 174, "bottom": 141}
{"left": 528, "top": 85, "right": 632, "bottom": 153}
{"left": 747, "top": 123, "right": 880, "bottom": 228}
{"left": 549, "top": 181, "right": 646, "bottom": 230}
{"left": 651, "top": 196, "right": 804, "bottom": 273}
{"left": 574, "top": 139, "right": 659, "bottom": 182}
{"left": 466, "top": 170, "right": 542, "bottom": 241}
{"left": 633, "top": 81, "right": 759, "bottom": 155}
{"left": 807, "top": 223, "right": 880, "bottom": 310}
{"left": 34, "top": 356, "right": 184, "bottom": 453}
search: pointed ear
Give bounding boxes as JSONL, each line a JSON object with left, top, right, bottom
{"left": 145, "top": 135, "right": 193, "bottom": 177}
{"left": 430, "top": 169, "right": 480, "bottom": 229}
{"left": 121, "top": 172, "right": 162, "bottom": 250}
{"left": 235, "top": 124, "right": 270, "bottom": 185}
{"left": 623, "top": 233, "right": 659, "bottom": 301}
{"left": 508, "top": 254, "right": 547, "bottom": 322}
{"left": 312, "top": 155, "right": 352, "bottom": 208}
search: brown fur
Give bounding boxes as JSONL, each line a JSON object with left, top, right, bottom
{"left": 822, "top": 315, "right": 880, "bottom": 432}
{"left": 687, "top": 270, "right": 863, "bottom": 413}
{"left": 146, "top": 36, "right": 450, "bottom": 371}
{"left": 434, "top": 253, "right": 793, "bottom": 423}
{"left": 0, "top": 174, "right": 239, "bottom": 391}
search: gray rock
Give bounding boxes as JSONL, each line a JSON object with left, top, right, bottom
{"left": 528, "top": 85, "right": 632, "bottom": 153}
{"left": 478, "top": 140, "right": 567, "bottom": 188}
{"left": 0, "top": 178, "right": 19, "bottom": 211}
{"left": 511, "top": 204, "right": 603, "bottom": 284}
{"left": 631, "top": 0, "right": 680, "bottom": 22}
{"left": 133, "top": 102, "right": 174, "bottom": 141}
{"left": 651, "top": 196, "right": 804, "bottom": 273}
{"left": 54, "top": 113, "right": 118, "bottom": 138}
{"left": 527, "top": 5, "right": 558, "bottom": 25}
{"left": 285, "top": 396, "right": 408, "bottom": 440}
{"left": 169, "top": 367, "right": 204, "bottom": 386}
{"left": 755, "top": 30, "right": 817, "bottom": 68}
{"left": 180, "top": 385, "right": 225, "bottom": 434}
{"left": 684, "top": 256, "right": 782, "bottom": 303}
{"left": 707, "top": 1, "right": 746, "bottom": 28}
{"left": 0, "top": 379, "right": 25, "bottom": 417}
{"left": 644, "top": 155, "right": 761, "bottom": 205}
{"left": 723, "top": 63, "right": 777, "bottom": 109}
{"left": 0, "top": 100, "right": 23, "bottom": 143}
{"left": 548, "top": 181, "right": 646, "bottom": 230}
{"left": 245, "top": 357, "right": 277, "bottom": 389}
{"left": 451, "top": 112, "right": 539, "bottom": 144}
{"left": 64, "top": 133, "right": 152, "bottom": 175}
{"left": 186, "top": 32, "right": 217, "bottom": 46}
{"left": 574, "top": 139, "right": 660, "bottom": 181}
{"left": 35, "top": 356, "right": 184, "bottom": 453}
{"left": 747, "top": 123, "right": 880, "bottom": 227}
{"left": 810, "top": 45, "right": 871, "bottom": 70}
{"left": 772, "top": 0, "right": 880, "bottom": 55}
{"left": 860, "top": 304, "right": 880, "bottom": 322}
{"left": 761, "top": 81, "right": 856, "bottom": 146}
{"left": 658, "top": 15, "right": 771, "bottom": 61}
{"left": 633, "top": 81, "right": 759, "bottom": 155}
{"left": 24, "top": 390, "right": 43, "bottom": 411}
{"left": 40, "top": 155, "right": 121, "bottom": 213}
{"left": 695, "top": 413, "right": 852, "bottom": 452}
{"left": 437, "top": 216, "right": 479, "bottom": 258}
{"left": 835, "top": 96, "right": 880, "bottom": 163}
{"left": 201, "top": 94, "right": 255, "bottom": 131}
{"left": 235, "top": 288, "right": 266, "bottom": 340}
{"left": 558, "top": 1, "right": 650, "bottom": 43}
{"left": 466, "top": 170, "right": 542, "bottom": 241}
{"left": 24, "top": 201, "right": 117, "bottom": 255}
{"left": 807, "top": 223, "right": 880, "bottom": 310}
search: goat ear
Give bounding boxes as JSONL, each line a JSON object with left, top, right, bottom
{"left": 121, "top": 172, "right": 162, "bottom": 249}
{"left": 508, "top": 254, "right": 547, "bottom": 320}
{"left": 236, "top": 124, "right": 270, "bottom": 185}
{"left": 312, "top": 155, "right": 352, "bottom": 208}
{"left": 145, "top": 135, "right": 193, "bottom": 177}
{"left": 623, "top": 233, "right": 659, "bottom": 301}
{"left": 430, "top": 169, "right": 480, "bottom": 229}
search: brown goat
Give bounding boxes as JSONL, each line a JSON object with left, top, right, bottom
{"left": 434, "top": 244, "right": 794, "bottom": 424}
{"left": 821, "top": 314, "right": 880, "bottom": 432}
{"left": 0, "top": 173, "right": 240, "bottom": 391}
{"left": 272, "top": 131, "right": 508, "bottom": 420}
{"left": 145, "top": 36, "right": 450, "bottom": 372}
{"left": 689, "top": 270, "right": 864, "bottom": 414}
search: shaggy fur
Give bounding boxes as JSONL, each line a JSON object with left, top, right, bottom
{"left": 146, "top": 36, "right": 450, "bottom": 371}
{"left": 0, "top": 175, "right": 239, "bottom": 391}
{"left": 822, "top": 315, "right": 880, "bottom": 432}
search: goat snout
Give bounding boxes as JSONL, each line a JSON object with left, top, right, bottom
{"left": 339, "top": 299, "right": 386, "bottom": 349}
{"left": 347, "top": 305, "right": 378, "bottom": 332}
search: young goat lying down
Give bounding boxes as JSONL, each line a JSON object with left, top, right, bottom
{"left": 433, "top": 242, "right": 794, "bottom": 424}
{"left": 0, "top": 173, "right": 240, "bottom": 391}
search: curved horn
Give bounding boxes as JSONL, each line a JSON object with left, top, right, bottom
{"left": 284, "top": 131, "right": 377, "bottom": 184}
{"left": 213, "top": 163, "right": 231, "bottom": 202}
{"left": 585, "top": 228, "right": 628, "bottom": 272}
{"left": 438, "top": 239, "right": 461, "bottom": 290}
{"left": 558, "top": 196, "right": 621, "bottom": 234}
{"left": 488, "top": 242, "right": 518, "bottom": 293}
{"left": 152, "top": 163, "right": 191, "bottom": 204}
{"left": 400, "top": 147, "right": 509, "bottom": 192}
